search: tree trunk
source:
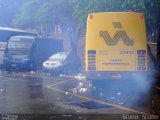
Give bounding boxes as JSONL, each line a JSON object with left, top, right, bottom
{"left": 68, "top": 24, "right": 80, "bottom": 54}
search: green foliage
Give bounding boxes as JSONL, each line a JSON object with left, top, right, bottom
{"left": 13, "top": 0, "right": 73, "bottom": 34}
{"left": 123, "top": 0, "right": 160, "bottom": 39}
{"left": 122, "top": 0, "right": 145, "bottom": 12}
{"left": 144, "top": 0, "right": 160, "bottom": 35}
{"left": 13, "top": 0, "right": 45, "bottom": 28}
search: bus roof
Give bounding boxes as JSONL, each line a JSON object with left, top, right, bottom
{"left": 0, "top": 27, "right": 38, "bottom": 36}
{"left": 10, "top": 35, "right": 35, "bottom": 40}
{"left": 88, "top": 11, "right": 143, "bottom": 16}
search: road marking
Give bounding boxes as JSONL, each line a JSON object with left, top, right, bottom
{"left": 47, "top": 80, "right": 69, "bottom": 87}
{"left": 46, "top": 84, "right": 147, "bottom": 114}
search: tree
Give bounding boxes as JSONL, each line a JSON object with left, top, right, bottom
{"left": 123, "top": 0, "right": 160, "bottom": 42}
{"left": 13, "top": 0, "right": 45, "bottom": 31}
{"left": 71, "top": 0, "right": 128, "bottom": 34}
{"left": 143, "top": 0, "right": 160, "bottom": 41}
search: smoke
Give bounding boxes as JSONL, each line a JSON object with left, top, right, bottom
{"left": 91, "top": 72, "right": 156, "bottom": 108}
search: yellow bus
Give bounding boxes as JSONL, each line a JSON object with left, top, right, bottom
{"left": 85, "top": 11, "right": 148, "bottom": 80}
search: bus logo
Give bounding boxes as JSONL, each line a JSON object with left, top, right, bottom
{"left": 99, "top": 22, "right": 134, "bottom": 46}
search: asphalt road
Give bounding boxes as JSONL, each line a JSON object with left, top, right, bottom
{"left": 0, "top": 71, "right": 153, "bottom": 119}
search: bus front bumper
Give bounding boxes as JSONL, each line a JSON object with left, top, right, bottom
{"left": 86, "top": 71, "right": 149, "bottom": 80}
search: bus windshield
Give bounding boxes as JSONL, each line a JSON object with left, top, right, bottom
{"left": 8, "top": 38, "right": 34, "bottom": 49}
{"left": 7, "top": 38, "right": 34, "bottom": 55}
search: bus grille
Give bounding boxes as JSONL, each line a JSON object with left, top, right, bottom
{"left": 137, "top": 50, "right": 146, "bottom": 71}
